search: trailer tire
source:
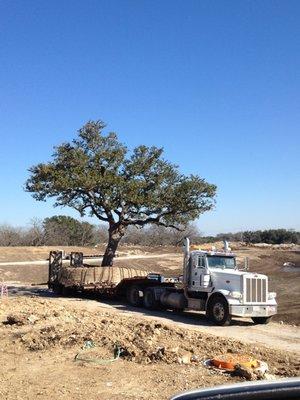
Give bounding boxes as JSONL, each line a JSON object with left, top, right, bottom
{"left": 126, "top": 285, "right": 143, "bottom": 307}
{"left": 252, "top": 316, "right": 272, "bottom": 325}
{"left": 143, "top": 288, "right": 160, "bottom": 310}
{"left": 207, "top": 295, "right": 231, "bottom": 326}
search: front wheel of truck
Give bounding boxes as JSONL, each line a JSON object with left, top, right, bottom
{"left": 207, "top": 295, "right": 231, "bottom": 326}
{"left": 252, "top": 316, "right": 272, "bottom": 325}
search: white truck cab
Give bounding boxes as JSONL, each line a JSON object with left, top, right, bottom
{"left": 183, "top": 239, "right": 277, "bottom": 325}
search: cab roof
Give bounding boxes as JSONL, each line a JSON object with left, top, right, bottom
{"left": 190, "top": 249, "right": 236, "bottom": 257}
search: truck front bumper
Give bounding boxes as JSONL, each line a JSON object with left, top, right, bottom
{"left": 229, "top": 304, "right": 277, "bottom": 318}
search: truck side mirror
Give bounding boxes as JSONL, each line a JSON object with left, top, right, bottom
{"left": 244, "top": 257, "right": 249, "bottom": 271}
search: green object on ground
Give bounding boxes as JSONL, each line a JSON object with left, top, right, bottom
{"left": 75, "top": 341, "right": 122, "bottom": 365}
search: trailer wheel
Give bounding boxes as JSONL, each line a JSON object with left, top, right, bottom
{"left": 252, "top": 316, "right": 272, "bottom": 325}
{"left": 207, "top": 295, "right": 231, "bottom": 326}
{"left": 126, "top": 285, "right": 143, "bottom": 307}
{"left": 143, "top": 288, "right": 160, "bottom": 310}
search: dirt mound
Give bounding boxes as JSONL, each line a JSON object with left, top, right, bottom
{"left": 1, "top": 297, "right": 298, "bottom": 378}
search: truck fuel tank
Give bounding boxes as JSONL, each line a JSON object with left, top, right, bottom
{"left": 160, "top": 291, "right": 187, "bottom": 310}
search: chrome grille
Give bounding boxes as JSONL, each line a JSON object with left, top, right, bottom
{"left": 245, "top": 277, "right": 267, "bottom": 303}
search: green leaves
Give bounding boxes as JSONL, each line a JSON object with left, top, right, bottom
{"left": 25, "top": 120, "right": 217, "bottom": 231}
{"left": 43, "top": 215, "right": 94, "bottom": 246}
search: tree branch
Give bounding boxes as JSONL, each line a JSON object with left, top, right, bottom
{"left": 90, "top": 204, "right": 110, "bottom": 222}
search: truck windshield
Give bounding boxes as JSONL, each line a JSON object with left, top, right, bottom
{"left": 207, "top": 256, "right": 235, "bottom": 269}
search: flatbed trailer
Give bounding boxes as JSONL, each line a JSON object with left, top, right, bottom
{"left": 48, "top": 250, "right": 178, "bottom": 306}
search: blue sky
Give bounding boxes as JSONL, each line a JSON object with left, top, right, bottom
{"left": 0, "top": 0, "right": 299, "bottom": 235}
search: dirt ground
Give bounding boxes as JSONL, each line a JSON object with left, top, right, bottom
{"left": 0, "top": 295, "right": 299, "bottom": 400}
{"left": 0, "top": 244, "right": 299, "bottom": 399}
{"left": 0, "top": 244, "right": 177, "bottom": 262}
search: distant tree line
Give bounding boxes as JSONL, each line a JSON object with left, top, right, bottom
{"left": 0, "top": 216, "right": 298, "bottom": 246}
{"left": 0, "top": 216, "right": 202, "bottom": 247}
{"left": 200, "top": 229, "right": 299, "bottom": 245}
{"left": 0, "top": 216, "right": 96, "bottom": 247}
{"left": 241, "top": 229, "right": 299, "bottom": 244}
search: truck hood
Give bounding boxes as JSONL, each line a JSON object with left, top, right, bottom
{"left": 209, "top": 268, "right": 266, "bottom": 279}
{"left": 209, "top": 268, "right": 267, "bottom": 293}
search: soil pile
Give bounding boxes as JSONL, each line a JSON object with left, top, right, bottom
{"left": 0, "top": 297, "right": 298, "bottom": 378}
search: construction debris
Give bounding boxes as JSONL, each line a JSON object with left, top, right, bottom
{"left": 74, "top": 340, "right": 122, "bottom": 365}
{"left": 0, "top": 296, "right": 298, "bottom": 380}
{"left": 204, "top": 354, "right": 271, "bottom": 380}
{"left": 211, "top": 354, "right": 258, "bottom": 371}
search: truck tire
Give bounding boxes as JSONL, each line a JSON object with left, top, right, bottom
{"left": 126, "top": 285, "right": 143, "bottom": 307}
{"left": 207, "top": 295, "right": 231, "bottom": 326}
{"left": 252, "top": 316, "right": 272, "bottom": 325}
{"left": 143, "top": 288, "right": 160, "bottom": 310}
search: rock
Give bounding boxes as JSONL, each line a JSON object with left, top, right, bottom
{"left": 178, "top": 352, "right": 191, "bottom": 365}
{"left": 264, "top": 373, "right": 277, "bottom": 380}
{"left": 255, "top": 361, "right": 269, "bottom": 376}
{"left": 5, "top": 313, "right": 27, "bottom": 326}
{"left": 234, "top": 364, "right": 256, "bottom": 380}
{"left": 234, "top": 360, "right": 269, "bottom": 381}
{"left": 28, "top": 315, "right": 39, "bottom": 324}
{"left": 149, "top": 346, "right": 165, "bottom": 361}
{"left": 168, "top": 346, "right": 179, "bottom": 354}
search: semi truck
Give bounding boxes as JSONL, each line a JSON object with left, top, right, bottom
{"left": 48, "top": 239, "right": 277, "bottom": 326}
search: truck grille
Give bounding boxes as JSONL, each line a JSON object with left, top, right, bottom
{"left": 245, "top": 277, "right": 267, "bottom": 303}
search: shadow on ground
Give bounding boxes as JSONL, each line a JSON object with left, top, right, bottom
{"left": 7, "top": 284, "right": 253, "bottom": 328}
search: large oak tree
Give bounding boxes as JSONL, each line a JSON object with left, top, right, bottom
{"left": 26, "top": 121, "right": 217, "bottom": 266}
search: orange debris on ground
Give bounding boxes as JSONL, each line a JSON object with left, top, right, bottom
{"left": 211, "top": 354, "right": 259, "bottom": 371}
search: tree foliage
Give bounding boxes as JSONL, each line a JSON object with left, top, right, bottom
{"left": 43, "top": 215, "right": 94, "bottom": 246}
{"left": 25, "top": 120, "right": 217, "bottom": 265}
{"left": 242, "top": 229, "right": 299, "bottom": 245}
{"left": 202, "top": 229, "right": 300, "bottom": 245}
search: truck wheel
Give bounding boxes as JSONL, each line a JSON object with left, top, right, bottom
{"left": 143, "top": 288, "right": 160, "bottom": 310}
{"left": 207, "top": 295, "right": 231, "bottom": 326}
{"left": 126, "top": 285, "right": 143, "bottom": 307}
{"left": 252, "top": 316, "right": 272, "bottom": 325}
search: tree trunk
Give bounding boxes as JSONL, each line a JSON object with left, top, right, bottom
{"left": 101, "top": 224, "right": 125, "bottom": 266}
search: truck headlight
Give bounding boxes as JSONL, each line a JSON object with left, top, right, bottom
{"left": 268, "top": 292, "right": 277, "bottom": 300}
{"left": 229, "top": 291, "right": 242, "bottom": 299}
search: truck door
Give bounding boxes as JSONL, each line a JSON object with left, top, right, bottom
{"left": 190, "top": 255, "right": 210, "bottom": 291}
